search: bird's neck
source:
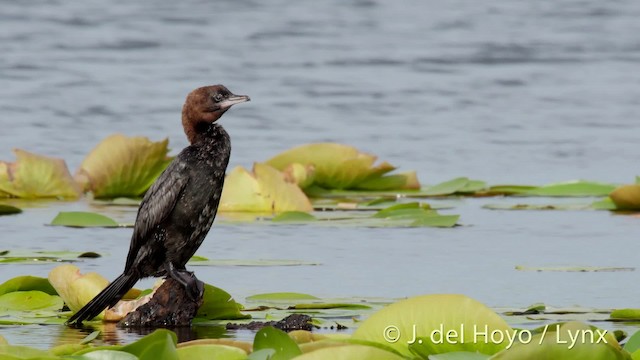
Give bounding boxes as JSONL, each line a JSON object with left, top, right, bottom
{"left": 184, "top": 121, "right": 227, "bottom": 145}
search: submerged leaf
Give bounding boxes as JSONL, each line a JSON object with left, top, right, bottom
{"left": 50, "top": 211, "right": 119, "bottom": 227}
{"left": 75, "top": 134, "right": 172, "bottom": 198}
{"left": 220, "top": 163, "right": 312, "bottom": 213}
{"left": 0, "top": 149, "right": 80, "bottom": 199}
{"left": 610, "top": 184, "right": 640, "bottom": 210}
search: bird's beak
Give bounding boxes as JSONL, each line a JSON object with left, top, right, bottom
{"left": 220, "top": 94, "right": 251, "bottom": 110}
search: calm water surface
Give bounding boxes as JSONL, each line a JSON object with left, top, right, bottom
{"left": 1, "top": 0, "right": 639, "bottom": 348}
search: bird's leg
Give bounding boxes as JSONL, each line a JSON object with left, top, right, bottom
{"left": 165, "top": 262, "right": 204, "bottom": 301}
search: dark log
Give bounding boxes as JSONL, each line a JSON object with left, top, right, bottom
{"left": 119, "top": 278, "right": 203, "bottom": 327}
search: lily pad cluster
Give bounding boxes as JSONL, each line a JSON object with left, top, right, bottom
{"left": 0, "top": 270, "right": 637, "bottom": 359}
{"left": 0, "top": 135, "right": 171, "bottom": 200}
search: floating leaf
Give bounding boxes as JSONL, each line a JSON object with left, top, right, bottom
{"left": 282, "top": 163, "right": 316, "bottom": 189}
{"left": 355, "top": 171, "right": 421, "bottom": 191}
{"left": 196, "top": 283, "right": 250, "bottom": 320}
{"left": 352, "top": 294, "right": 512, "bottom": 357}
{"left": 623, "top": 330, "right": 640, "bottom": 353}
{"left": 522, "top": 180, "right": 617, "bottom": 197}
{"left": 0, "top": 204, "right": 21, "bottom": 215}
{"left": 266, "top": 143, "right": 418, "bottom": 190}
{"left": 272, "top": 211, "right": 317, "bottom": 222}
{"left": 515, "top": 265, "right": 634, "bottom": 272}
{"left": 0, "top": 345, "right": 55, "bottom": 359}
{"left": 295, "top": 344, "right": 405, "bottom": 360}
{"left": 429, "top": 352, "right": 490, "bottom": 360}
{"left": 0, "top": 250, "right": 101, "bottom": 265}
{"left": 411, "top": 215, "right": 459, "bottom": 228}
{"left": 0, "top": 276, "right": 57, "bottom": 296}
{"left": 253, "top": 326, "right": 302, "bottom": 360}
{"left": 0, "top": 291, "right": 63, "bottom": 312}
{"left": 482, "top": 203, "right": 591, "bottom": 211}
{"left": 246, "top": 292, "right": 320, "bottom": 302}
{"left": 74, "top": 350, "right": 138, "bottom": 360}
{"left": 220, "top": 163, "right": 313, "bottom": 213}
{"left": 176, "top": 344, "right": 247, "bottom": 360}
{"left": 611, "top": 309, "right": 640, "bottom": 321}
{"left": 0, "top": 149, "right": 80, "bottom": 198}
{"left": 50, "top": 211, "right": 119, "bottom": 227}
{"left": 490, "top": 322, "right": 627, "bottom": 359}
{"left": 610, "top": 184, "right": 640, "bottom": 210}
{"left": 291, "top": 303, "right": 370, "bottom": 310}
{"left": 48, "top": 264, "right": 110, "bottom": 315}
{"left": 119, "top": 329, "right": 178, "bottom": 360}
{"left": 188, "top": 259, "right": 320, "bottom": 267}
{"left": 591, "top": 197, "right": 618, "bottom": 211}
{"left": 75, "top": 134, "right": 172, "bottom": 198}
{"left": 423, "top": 177, "right": 470, "bottom": 196}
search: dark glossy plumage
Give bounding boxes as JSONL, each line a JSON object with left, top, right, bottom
{"left": 67, "top": 85, "right": 249, "bottom": 325}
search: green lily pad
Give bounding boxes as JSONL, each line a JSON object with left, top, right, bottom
{"left": 353, "top": 294, "right": 512, "bottom": 357}
{"left": 196, "top": 284, "right": 250, "bottom": 320}
{"left": 253, "top": 326, "right": 302, "bottom": 360}
{"left": 0, "top": 250, "right": 101, "bottom": 265}
{"left": 0, "top": 345, "right": 57, "bottom": 359}
{"left": 411, "top": 214, "right": 460, "bottom": 228}
{"left": 50, "top": 211, "right": 119, "bottom": 227}
{"left": 272, "top": 211, "right": 317, "bottom": 222}
{"left": 429, "top": 352, "right": 491, "bottom": 360}
{"left": 611, "top": 309, "right": 640, "bottom": 321}
{"left": 482, "top": 203, "right": 591, "bottom": 211}
{"left": 73, "top": 350, "right": 138, "bottom": 360}
{"left": 490, "top": 321, "right": 628, "bottom": 360}
{"left": 119, "top": 329, "right": 178, "bottom": 360}
{"left": 75, "top": 134, "right": 172, "bottom": 198}
{"left": 522, "top": 180, "right": 618, "bottom": 197}
{"left": 0, "top": 204, "right": 21, "bottom": 215}
{"left": 295, "top": 344, "right": 405, "bottom": 360}
{"left": 290, "top": 303, "right": 371, "bottom": 310}
{"left": 0, "top": 276, "right": 57, "bottom": 296}
{"left": 0, "top": 291, "right": 63, "bottom": 312}
{"left": 176, "top": 344, "right": 247, "bottom": 360}
{"left": 246, "top": 293, "right": 320, "bottom": 301}
{"left": 423, "top": 177, "right": 470, "bottom": 196}
{"left": 623, "top": 330, "right": 640, "bottom": 353}
{"left": 188, "top": 259, "right": 320, "bottom": 267}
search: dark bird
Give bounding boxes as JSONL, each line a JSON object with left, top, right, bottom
{"left": 67, "top": 85, "right": 250, "bottom": 324}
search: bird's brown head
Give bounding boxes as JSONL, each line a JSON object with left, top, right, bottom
{"left": 182, "top": 85, "right": 250, "bottom": 144}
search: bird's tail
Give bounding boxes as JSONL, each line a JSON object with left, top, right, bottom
{"left": 66, "top": 273, "right": 138, "bottom": 325}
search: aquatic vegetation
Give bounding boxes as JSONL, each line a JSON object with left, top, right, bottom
{"left": 0, "top": 149, "right": 79, "bottom": 199}
{"left": 610, "top": 184, "right": 640, "bottom": 210}
{"left": 219, "top": 163, "right": 313, "bottom": 213}
{"left": 50, "top": 211, "right": 119, "bottom": 227}
{"left": 265, "top": 143, "right": 420, "bottom": 191}
{"left": 75, "top": 134, "right": 173, "bottom": 198}
{"left": 0, "top": 282, "right": 633, "bottom": 359}
{"left": 0, "top": 204, "right": 21, "bottom": 215}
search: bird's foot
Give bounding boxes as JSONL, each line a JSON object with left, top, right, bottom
{"left": 165, "top": 263, "right": 204, "bottom": 301}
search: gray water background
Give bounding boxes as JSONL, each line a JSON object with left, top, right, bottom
{"left": 1, "top": 0, "right": 639, "bottom": 348}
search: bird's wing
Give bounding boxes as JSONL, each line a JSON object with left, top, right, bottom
{"left": 124, "top": 159, "right": 189, "bottom": 270}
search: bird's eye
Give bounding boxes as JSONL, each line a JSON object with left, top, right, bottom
{"left": 213, "top": 94, "right": 223, "bottom": 102}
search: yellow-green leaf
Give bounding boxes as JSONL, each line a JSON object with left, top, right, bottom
{"left": 0, "top": 149, "right": 80, "bottom": 199}
{"left": 75, "top": 134, "right": 172, "bottom": 198}
{"left": 220, "top": 163, "right": 312, "bottom": 213}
